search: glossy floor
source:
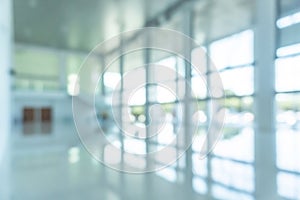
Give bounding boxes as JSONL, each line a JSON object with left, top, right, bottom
{"left": 10, "top": 123, "right": 199, "bottom": 200}
{"left": 8, "top": 122, "right": 300, "bottom": 200}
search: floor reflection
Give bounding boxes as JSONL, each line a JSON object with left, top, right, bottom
{"left": 10, "top": 122, "right": 300, "bottom": 200}
{"left": 10, "top": 122, "right": 191, "bottom": 200}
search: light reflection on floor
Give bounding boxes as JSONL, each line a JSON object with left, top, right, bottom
{"left": 10, "top": 123, "right": 193, "bottom": 200}
{"left": 11, "top": 142, "right": 189, "bottom": 200}
{"left": 9, "top": 122, "right": 300, "bottom": 200}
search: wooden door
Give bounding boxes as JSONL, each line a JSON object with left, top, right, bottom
{"left": 41, "top": 107, "right": 52, "bottom": 133}
{"left": 23, "top": 108, "right": 34, "bottom": 123}
{"left": 23, "top": 107, "right": 35, "bottom": 134}
{"left": 41, "top": 108, "right": 52, "bottom": 122}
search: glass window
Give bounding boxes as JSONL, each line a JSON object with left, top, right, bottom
{"left": 277, "top": 172, "right": 300, "bottom": 199}
{"left": 154, "top": 56, "right": 177, "bottom": 82}
{"left": 276, "top": 94, "right": 300, "bottom": 173}
{"left": 210, "top": 30, "right": 254, "bottom": 70}
{"left": 13, "top": 48, "right": 60, "bottom": 91}
{"left": 220, "top": 67, "right": 254, "bottom": 96}
{"left": 213, "top": 127, "right": 254, "bottom": 162}
{"left": 276, "top": 55, "right": 300, "bottom": 92}
{"left": 277, "top": 11, "right": 300, "bottom": 29}
{"left": 14, "top": 48, "right": 59, "bottom": 76}
{"left": 104, "top": 72, "right": 121, "bottom": 94}
{"left": 192, "top": 75, "right": 207, "bottom": 99}
{"left": 276, "top": 8, "right": 300, "bottom": 198}
{"left": 276, "top": 43, "right": 300, "bottom": 57}
{"left": 191, "top": 29, "right": 254, "bottom": 197}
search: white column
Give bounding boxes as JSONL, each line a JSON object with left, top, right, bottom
{"left": 254, "top": 0, "right": 278, "bottom": 199}
{"left": 181, "top": 2, "right": 194, "bottom": 198}
{"left": 0, "top": 0, "right": 12, "bottom": 199}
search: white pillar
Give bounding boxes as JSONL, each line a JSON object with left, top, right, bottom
{"left": 254, "top": 0, "right": 278, "bottom": 199}
{"left": 181, "top": 2, "right": 194, "bottom": 198}
{"left": 0, "top": 0, "right": 12, "bottom": 199}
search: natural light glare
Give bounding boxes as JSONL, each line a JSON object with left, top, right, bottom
{"left": 210, "top": 30, "right": 254, "bottom": 70}
{"left": 128, "top": 87, "right": 145, "bottom": 106}
{"left": 156, "top": 86, "right": 176, "bottom": 103}
{"left": 68, "top": 147, "right": 80, "bottom": 164}
{"left": 156, "top": 168, "right": 177, "bottom": 183}
{"left": 277, "top": 43, "right": 300, "bottom": 57}
{"left": 192, "top": 76, "right": 207, "bottom": 98}
{"left": 124, "top": 138, "right": 146, "bottom": 155}
{"left": 276, "top": 56, "right": 300, "bottom": 92}
{"left": 277, "top": 172, "right": 300, "bottom": 199}
{"left": 67, "top": 74, "right": 80, "bottom": 96}
{"left": 104, "top": 72, "right": 121, "bottom": 89}
{"left": 193, "top": 178, "right": 207, "bottom": 194}
{"left": 193, "top": 110, "right": 207, "bottom": 124}
{"left": 157, "top": 123, "right": 176, "bottom": 145}
{"left": 277, "top": 12, "right": 300, "bottom": 29}
{"left": 221, "top": 67, "right": 254, "bottom": 96}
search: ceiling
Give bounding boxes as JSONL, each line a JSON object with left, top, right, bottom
{"left": 13, "top": 0, "right": 300, "bottom": 53}
{"left": 13, "top": 0, "right": 177, "bottom": 52}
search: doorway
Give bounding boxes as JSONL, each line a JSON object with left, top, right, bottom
{"left": 22, "top": 107, "right": 53, "bottom": 135}
{"left": 41, "top": 107, "right": 52, "bottom": 133}
{"left": 22, "top": 107, "right": 35, "bottom": 135}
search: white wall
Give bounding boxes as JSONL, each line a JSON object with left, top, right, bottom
{"left": 12, "top": 91, "right": 73, "bottom": 126}
{"left": 0, "top": 0, "right": 12, "bottom": 199}
{"left": 12, "top": 92, "right": 77, "bottom": 149}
